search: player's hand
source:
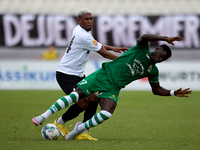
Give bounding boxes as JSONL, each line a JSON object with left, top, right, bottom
{"left": 112, "top": 47, "right": 129, "bottom": 53}
{"left": 175, "top": 88, "right": 192, "bottom": 97}
{"left": 167, "top": 36, "right": 184, "bottom": 45}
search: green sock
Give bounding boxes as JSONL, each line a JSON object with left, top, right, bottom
{"left": 49, "top": 92, "right": 79, "bottom": 114}
{"left": 78, "top": 110, "right": 112, "bottom": 131}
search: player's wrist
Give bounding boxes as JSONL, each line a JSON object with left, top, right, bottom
{"left": 170, "top": 90, "right": 175, "bottom": 96}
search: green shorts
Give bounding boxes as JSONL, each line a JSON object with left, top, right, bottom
{"left": 77, "top": 68, "right": 120, "bottom": 104}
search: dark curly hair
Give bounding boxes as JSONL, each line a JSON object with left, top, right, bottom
{"left": 159, "top": 44, "right": 172, "bottom": 58}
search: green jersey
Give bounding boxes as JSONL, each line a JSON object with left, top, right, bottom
{"left": 102, "top": 41, "right": 159, "bottom": 89}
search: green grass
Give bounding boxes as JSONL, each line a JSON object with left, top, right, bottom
{"left": 0, "top": 90, "right": 200, "bottom": 150}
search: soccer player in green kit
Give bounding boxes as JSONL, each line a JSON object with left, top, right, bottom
{"left": 33, "top": 34, "right": 192, "bottom": 140}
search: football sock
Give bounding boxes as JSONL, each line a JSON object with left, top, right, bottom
{"left": 83, "top": 101, "right": 98, "bottom": 122}
{"left": 42, "top": 92, "right": 79, "bottom": 119}
{"left": 56, "top": 117, "right": 65, "bottom": 125}
{"left": 49, "top": 92, "right": 79, "bottom": 114}
{"left": 41, "top": 110, "right": 52, "bottom": 119}
{"left": 78, "top": 110, "right": 112, "bottom": 131}
{"left": 61, "top": 103, "right": 84, "bottom": 122}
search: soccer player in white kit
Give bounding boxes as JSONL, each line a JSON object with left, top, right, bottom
{"left": 32, "top": 8, "right": 128, "bottom": 140}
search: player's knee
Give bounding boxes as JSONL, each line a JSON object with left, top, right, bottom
{"left": 88, "top": 93, "right": 97, "bottom": 102}
{"left": 77, "top": 97, "right": 89, "bottom": 109}
{"left": 99, "top": 98, "right": 117, "bottom": 114}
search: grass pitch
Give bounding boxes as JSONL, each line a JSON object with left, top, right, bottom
{"left": 0, "top": 90, "right": 200, "bottom": 150}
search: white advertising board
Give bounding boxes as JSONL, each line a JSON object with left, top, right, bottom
{"left": 0, "top": 60, "right": 199, "bottom": 90}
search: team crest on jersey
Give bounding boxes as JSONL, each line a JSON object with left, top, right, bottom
{"left": 93, "top": 40, "right": 98, "bottom": 46}
{"left": 148, "top": 64, "right": 153, "bottom": 72}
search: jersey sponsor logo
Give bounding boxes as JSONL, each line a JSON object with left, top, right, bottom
{"left": 126, "top": 59, "right": 144, "bottom": 76}
{"left": 92, "top": 40, "right": 98, "bottom": 46}
{"left": 126, "top": 63, "right": 135, "bottom": 76}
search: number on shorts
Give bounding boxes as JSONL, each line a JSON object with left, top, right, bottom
{"left": 79, "top": 79, "right": 87, "bottom": 85}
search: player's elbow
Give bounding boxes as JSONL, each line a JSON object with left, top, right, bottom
{"left": 140, "top": 34, "right": 149, "bottom": 39}
{"left": 98, "top": 46, "right": 109, "bottom": 57}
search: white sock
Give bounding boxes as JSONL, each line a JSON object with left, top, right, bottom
{"left": 41, "top": 110, "right": 52, "bottom": 119}
{"left": 56, "top": 117, "right": 65, "bottom": 124}
{"left": 77, "top": 123, "right": 86, "bottom": 132}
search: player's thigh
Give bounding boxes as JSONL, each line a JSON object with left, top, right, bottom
{"left": 77, "top": 97, "right": 89, "bottom": 109}
{"left": 75, "top": 87, "right": 97, "bottom": 109}
{"left": 56, "top": 71, "right": 84, "bottom": 95}
{"left": 99, "top": 98, "right": 117, "bottom": 114}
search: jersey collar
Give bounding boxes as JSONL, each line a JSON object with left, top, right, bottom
{"left": 146, "top": 54, "right": 153, "bottom": 65}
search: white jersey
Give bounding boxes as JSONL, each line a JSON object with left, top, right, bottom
{"left": 57, "top": 25, "right": 102, "bottom": 77}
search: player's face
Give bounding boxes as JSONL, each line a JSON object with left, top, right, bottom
{"left": 78, "top": 14, "right": 93, "bottom": 31}
{"left": 150, "top": 47, "right": 169, "bottom": 64}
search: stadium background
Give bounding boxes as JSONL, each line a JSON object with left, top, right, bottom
{"left": 0, "top": 0, "right": 200, "bottom": 90}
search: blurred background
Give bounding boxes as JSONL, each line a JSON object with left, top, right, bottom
{"left": 0, "top": 0, "right": 200, "bottom": 90}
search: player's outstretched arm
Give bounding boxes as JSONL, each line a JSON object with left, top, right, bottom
{"left": 103, "top": 45, "right": 129, "bottom": 53}
{"left": 137, "top": 34, "right": 184, "bottom": 46}
{"left": 149, "top": 82, "right": 192, "bottom": 97}
{"left": 98, "top": 45, "right": 119, "bottom": 60}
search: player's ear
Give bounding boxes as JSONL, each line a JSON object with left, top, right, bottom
{"left": 154, "top": 47, "right": 159, "bottom": 51}
{"left": 77, "top": 18, "right": 81, "bottom": 23}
